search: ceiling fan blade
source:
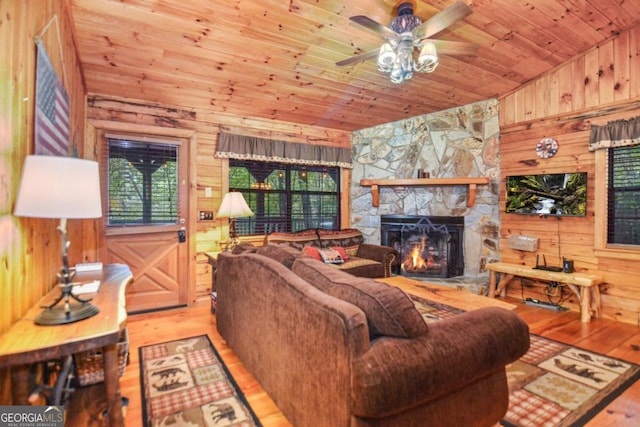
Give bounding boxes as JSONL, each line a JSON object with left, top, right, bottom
{"left": 413, "top": 1, "right": 473, "bottom": 41}
{"left": 422, "top": 39, "right": 479, "bottom": 56}
{"left": 349, "top": 15, "right": 398, "bottom": 40}
{"left": 336, "top": 49, "right": 380, "bottom": 67}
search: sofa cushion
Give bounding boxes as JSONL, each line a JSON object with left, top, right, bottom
{"left": 264, "top": 229, "right": 319, "bottom": 250}
{"left": 292, "top": 257, "right": 428, "bottom": 339}
{"left": 330, "top": 257, "right": 382, "bottom": 278}
{"left": 316, "top": 228, "right": 364, "bottom": 250}
{"left": 256, "top": 244, "right": 302, "bottom": 269}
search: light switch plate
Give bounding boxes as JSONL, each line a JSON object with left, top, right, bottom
{"left": 199, "top": 210, "right": 214, "bottom": 221}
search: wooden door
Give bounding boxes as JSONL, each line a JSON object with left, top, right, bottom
{"left": 106, "top": 227, "right": 188, "bottom": 312}
{"left": 100, "top": 133, "right": 190, "bottom": 313}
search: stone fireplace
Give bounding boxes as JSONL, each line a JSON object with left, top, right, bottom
{"left": 381, "top": 215, "right": 464, "bottom": 278}
{"left": 349, "top": 99, "right": 501, "bottom": 291}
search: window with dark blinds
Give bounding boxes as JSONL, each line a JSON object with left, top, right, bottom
{"left": 229, "top": 159, "right": 340, "bottom": 234}
{"left": 107, "top": 138, "right": 179, "bottom": 225}
{"left": 607, "top": 145, "right": 640, "bottom": 245}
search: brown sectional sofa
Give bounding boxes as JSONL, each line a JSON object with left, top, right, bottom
{"left": 264, "top": 228, "right": 398, "bottom": 278}
{"left": 216, "top": 245, "right": 530, "bottom": 427}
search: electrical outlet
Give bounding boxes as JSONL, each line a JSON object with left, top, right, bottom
{"left": 199, "top": 210, "right": 214, "bottom": 221}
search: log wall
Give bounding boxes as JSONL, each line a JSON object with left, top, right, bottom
{"left": 498, "top": 25, "right": 640, "bottom": 325}
{"left": 0, "top": 0, "right": 88, "bottom": 403}
{"left": 86, "top": 96, "right": 351, "bottom": 309}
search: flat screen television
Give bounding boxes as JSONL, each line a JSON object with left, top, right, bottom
{"left": 505, "top": 172, "right": 587, "bottom": 216}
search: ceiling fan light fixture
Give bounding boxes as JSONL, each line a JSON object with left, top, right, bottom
{"left": 338, "top": 1, "right": 476, "bottom": 85}
{"left": 390, "top": 62, "right": 408, "bottom": 84}
{"left": 377, "top": 42, "right": 396, "bottom": 71}
{"left": 417, "top": 42, "right": 439, "bottom": 73}
{"left": 391, "top": 2, "right": 422, "bottom": 34}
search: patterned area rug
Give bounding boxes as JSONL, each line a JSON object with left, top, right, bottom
{"left": 139, "top": 335, "right": 261, "bottom": 427}
{"left": 411, "top": 294, "right": 640, "bottom": 427}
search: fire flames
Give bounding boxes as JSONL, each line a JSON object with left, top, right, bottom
{"left": 401, "top": 237, "right": 440, "bottom": 273}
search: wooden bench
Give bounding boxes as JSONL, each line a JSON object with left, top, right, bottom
{"left": 485, "top": 262, "right": 604, "bottom": 323}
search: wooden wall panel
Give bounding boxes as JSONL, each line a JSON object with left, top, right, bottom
{"left": 501, "top": 24, "right": 640, "bottom": 126}
{"left": 1, "top": 0, "right": 88, "bottom": 404}
{"left": 498, "top": 24, "right": 640, "bottom": 325}
{"left": 86, "top": 96, "right": 351, "bottom": 307}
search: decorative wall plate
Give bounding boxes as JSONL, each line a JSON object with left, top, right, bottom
{"left": 536, "top": 137, "right": 558, "bottom": 158}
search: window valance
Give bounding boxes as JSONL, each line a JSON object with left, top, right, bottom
{"left": 589, "top": 116, "right": 640, "bottom": 151}
{"left": 215, "top": 133, "right": 353, "bottom": 169}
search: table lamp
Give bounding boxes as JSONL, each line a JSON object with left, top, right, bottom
{"left": 217, "top": 191, "right": 254, "bottom": 251}
{"left": 14, "top": 155, "right": 103, "bottom": 325}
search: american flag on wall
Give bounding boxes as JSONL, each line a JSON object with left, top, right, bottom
{"left": 35, "top": 40, "right": 70, "bottom": 156}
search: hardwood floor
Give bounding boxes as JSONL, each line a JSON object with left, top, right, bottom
{"left": 86, "top": 285, "right": 640, "bottom": 426}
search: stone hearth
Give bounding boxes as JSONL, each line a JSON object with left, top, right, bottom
{"left": 350, "top": 99, "right": 501, "bottom": 293}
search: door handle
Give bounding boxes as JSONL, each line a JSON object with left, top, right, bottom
{"left": 178, "top": 229, "right": 186, "bottom": 243}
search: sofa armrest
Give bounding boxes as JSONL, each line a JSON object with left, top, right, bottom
{"left": 351, "top": 306, "right": 529, "bottom": 418}
{"left": 356, "top": 244, "right": 399, "bottom": 277}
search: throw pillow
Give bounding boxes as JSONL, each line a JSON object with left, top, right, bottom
{"left": 332, "top": 246, "right": 349, "bottom": 260}
{"left": 303, "top": 246, "right": 322, "bottom": 261}
{"left": 318, "top": 247, "right": 344, "bottom": 264}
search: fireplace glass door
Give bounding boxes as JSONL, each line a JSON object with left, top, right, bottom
{"left": 381, "top": 215, "right": 464, "bottom": 278}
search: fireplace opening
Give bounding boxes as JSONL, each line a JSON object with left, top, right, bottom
{"left": 381, "top": 215, "right": 464, "bottom": 278}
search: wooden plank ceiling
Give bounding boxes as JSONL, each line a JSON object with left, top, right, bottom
{"left": 68, "top": 0, "right": 640, "bottom": 132}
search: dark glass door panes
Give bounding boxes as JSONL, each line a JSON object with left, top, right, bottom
{"left": 108, "top": 139, "right": 178, "bottom": 225}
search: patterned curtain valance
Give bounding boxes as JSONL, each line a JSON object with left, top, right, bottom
{"left": 589, "top": 116, "right": 640, "bottom": 151}
{"left": 215, "top": 133, "right": 353, "bottom": 169}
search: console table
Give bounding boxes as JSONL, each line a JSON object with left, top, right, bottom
{"left": 0, "top": 264, "right": 132, "bottom": 425}
{"left": 485, "top": 262, "right": 603, "bottom": 323}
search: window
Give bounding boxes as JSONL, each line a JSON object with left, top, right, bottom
{"left": 607, "top": 145, "right": 640, "bottom": 245}
{"left": 229, "top": 159, "right": 340, "bottom": 235}
{"left": 107, "top": 137, "right": 179, "bottom": 226}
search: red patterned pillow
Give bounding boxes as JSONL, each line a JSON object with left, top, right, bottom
{"left": 303, "top": 246, "right": 322, "bottom": 261}
{"left": 332, "top": 246, "right": 349, "bottom": 260}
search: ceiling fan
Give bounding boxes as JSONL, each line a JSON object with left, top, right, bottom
{"left": 336, "top": 1, "right": 478, "bottom": 84}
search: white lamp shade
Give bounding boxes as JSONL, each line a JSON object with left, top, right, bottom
{"left": 418, "top": 42, "right": 439, "bottom": 72}
{"left": 217, "top": 192, "right": 254, "bottom": 219}
{"left": 377, "top": 43, "right": 396, "bottom": 70}
{"left": 14, "top": 155, "right": 102, "bottom": 219}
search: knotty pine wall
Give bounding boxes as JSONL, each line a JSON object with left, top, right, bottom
{"left": 86, "top": 96, "right": 351, "bottom": 309}
{"left": 497, "top": 24, "right": 640, "bottom": 325}
{"left": 1, "top": 0, "right": 90, "bottom": 402}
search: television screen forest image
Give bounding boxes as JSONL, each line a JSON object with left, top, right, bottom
{"left": 506, "top": 173, "right": 587, "bottom": 216}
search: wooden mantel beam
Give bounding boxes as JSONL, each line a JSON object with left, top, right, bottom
{"left": 359, "top": 177, "right": 491, "bottom": 208}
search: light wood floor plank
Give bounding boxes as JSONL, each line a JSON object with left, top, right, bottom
{"left": 71, "top": 280, "right": 640, "bottom": 426}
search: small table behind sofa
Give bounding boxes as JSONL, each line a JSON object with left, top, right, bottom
{"left": 264, "top": 228, "right": 398, "bottom": 278}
